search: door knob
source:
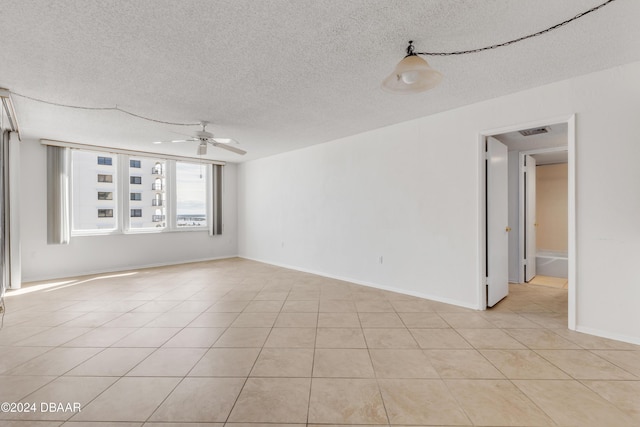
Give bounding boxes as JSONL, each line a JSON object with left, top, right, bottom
{"left": 505, "top": 226, "right": 512, "bottom": 232}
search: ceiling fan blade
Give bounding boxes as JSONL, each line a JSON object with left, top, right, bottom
{"left": 211, "top": 142, "right": 247, "bottom": 155}
{"left": 170, "top": 139, "right": 194, "bottom": 143}
{"left": 212, "top": 137, "right": 239, "bottom": 145}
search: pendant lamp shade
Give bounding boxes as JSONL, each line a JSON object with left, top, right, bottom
{"left": 381, "top": 54, "right": 442, "bottom": 94}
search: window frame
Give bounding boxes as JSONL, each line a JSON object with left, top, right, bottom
{"left": 69, "top": 150, "right": 217, "bottom": 237}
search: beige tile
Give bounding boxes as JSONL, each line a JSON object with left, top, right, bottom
{"left": 358, "top": 312, "right": 404, "bottom": 328}
{"left": 480, "top": 349, "right": 570, "bottom": 379}
{"left": 316, "top": 328, "right": 367, "bottom": 348}
{"left": 146, "top": 423, "right": 221, "bottom": 427}
{"left": 363, "top": 328, "right": 417, "bottom": 348}
{"left": 425, "top": 349, "right": 504, "bottom": 379}
{"left": 145, "top": 311, "right": 201, "bottom": 327}
{"left": 127, "top": 348, "right": 207, "bottom": 377}
{"left": 63, "top": 327, "right": 136, "bottom": 347}
{"left": 552, "top": 329, "right": 640, "bottom": 350}
{"left": 162, "top": 327, "right": 225, "bottom": 347}
{"left": 591, "top": 350, "right": 640, "bottom": 376}
{"left": 3, "top": 376, "right": 116, "bottom": 421}
{"left": 228, "top": 378, "right": 311, "bottom": 423}
{"left": 445, "top": 379, "right": 554, "bottom": 426}
{"left": 505, "top": 328, "right": 581, "bottom": 349}
{"left": 112, "top": 327, "right": 180, "bottom": 347}
{"left": 264, "top": 327, "right": 316, "bottom": 348}
{"left": 410, "top": 328, "right": 472, "bottom": 349}
{"left": 231, "top": 312, "right": 278, "bottom": 327}
{"left": 536, "top": 349, "right": 637, "bottom": 379}
{"left": 317, "top": 312, "right": 360, "bottom": 328}
{"left": 70, "top": 377, "right": 179, "bottom": 422}
{"left": 207, "top": 300, "right": 250, "bottom": 312}
{"left": 7, "top": 347, "right": 102, "bottom": 376}
{"left": 213, "top": 328, "right": 271, "bottom": 348}
{"left": 0, "top": 375, "right": 56, "bottom": 402}
{"left": 0, "top": 346, "right": 52, "bottom": 375}
{"left": 313, "top": 349, "right": 374, "bottom": 378}
{"left": 102, "top": 312, "right": 161, "bottom": 328}
{"left": 308, "top": 378, "right": 387, "bottom": 424}
{"left": 189, "top": 348, "right": 261, "bottom": 377}
{"left": 66, "top": 348, "right": 154, "bottom": 376}
{"left": 378, "top": 379, "right": 469, "bottom": 425}
{"left": 369, "top": 349, "right": 438, "bottom": 378}
{"left": 319, "top": 300, "right": 357, "bottom": 313}
{"left": 480, "top": 312, "right": 542, "bottom": 328}
{"left": 397, "top": 312, "right": 448, "bottom": 328}
{"left": 513, "top": 379, "right": 637, "bottom": 426}
{"left": 354, "top": 300, "right": 394, "bottom": 312}
{"left": 188, "top": 312, "right": 239, "bottom": 327}
{"left": 254, "top": 291, "right": 289, "bottom": 301}
{"left": 582, "top": 380, "right": 640, "bottom": 423}
{"left": 149, "top": 377, "right": 245, "bottom": 422}
{"left": 439, "top": 312, "right": 495, "bottom": 329}
{"left": 281, "top": 299, "right": 319, "bottom": 313}
{"left": 456, "top": 328, "right": 526, "bottom": 349}
{"left": 251, "top": 348, "right": 314, "bottom": 377}
{"left": 14, "top": 327, "right": 92, "bottom": 347}
{"left": 274, "top": 312, "right": 318, "bottom": 328}
{"left": 390, "top": 299, "right": 434, "bottom": 312}
{"left": 244, "top": 300, "right": 284, "bottom": 313}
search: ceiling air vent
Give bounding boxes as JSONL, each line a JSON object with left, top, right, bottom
{"left": 519, "top": 127, "right": 549, "bottom": 137}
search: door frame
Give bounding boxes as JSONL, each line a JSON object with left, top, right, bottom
{"left": 518, "top": 147, "right": 568, "bottom": 284}
{"left": 477, "top": 114, "right": 576, "bottom": 330}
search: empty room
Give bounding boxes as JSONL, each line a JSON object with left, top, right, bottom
{"left": 1, "top": 1, "right": 639, "bottom": 426}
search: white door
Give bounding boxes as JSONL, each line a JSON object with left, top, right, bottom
{"left": 525, "top": 155, "right": 537, "bottom": 281}
{"left": 486, "top": 137, "right": 509, "bottom": 307}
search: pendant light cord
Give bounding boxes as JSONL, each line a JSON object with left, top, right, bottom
{"left": 416, "top": 0, "right": 617, "bottom": 56}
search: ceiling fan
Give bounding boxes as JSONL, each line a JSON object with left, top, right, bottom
{"left": 155, "top": 121, "right": 246, "bottom": 156}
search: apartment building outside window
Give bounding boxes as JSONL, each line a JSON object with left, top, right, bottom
{"left": 72, "top": 150, "right": 118, "bottom": 232}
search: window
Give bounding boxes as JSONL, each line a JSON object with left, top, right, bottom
{"left": 72, "top": 150, "right": 117, "bottom": 233}
{"left": 66, "top": 149, "right": 221, "bottom": 236}
{"left": 176, "top": 161, "right": 207, "bottom": 228}
{"left": 127, "top": 157, "right": 167, "bottom": 231}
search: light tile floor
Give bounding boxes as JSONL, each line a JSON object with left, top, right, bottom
{"left": 0, "top": 258, "right": 638, "bottom": 426}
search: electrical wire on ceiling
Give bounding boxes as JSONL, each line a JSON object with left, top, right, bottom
{"left": 415, "top": 0, "right": 617, "bottom": 56}
{"left": 10, "top": 92, "right": 200, "bottom": 126}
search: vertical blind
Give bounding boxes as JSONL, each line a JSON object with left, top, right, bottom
{"left": 47, "top": 145, "right": 71, "bottom": 244}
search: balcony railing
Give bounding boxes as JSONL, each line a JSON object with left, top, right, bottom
{"left": 152, "top": 199, "right": 164, "bottom": 206}
{"left": 151, "top": 167, "right": 164, "bottom": 175}
{"left": 152, "top": 183, "right": 163, "bottom": 191}
{"left": 152, "top": 215, "right": 166, "bottom": 222}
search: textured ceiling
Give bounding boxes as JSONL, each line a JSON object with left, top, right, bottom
{"left": 1, "top": 0, "right": 639, "bottom": 162}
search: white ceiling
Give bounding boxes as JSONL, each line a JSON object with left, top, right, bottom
{"left": 1, "top": 0, "right": 639, "bottom": 163}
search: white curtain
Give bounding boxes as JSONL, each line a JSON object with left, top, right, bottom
{"left": 208, "top": 164, "right": 223, "bottom": 236}
{"left": 47, "top": 145, "right": 71, "bottom": 244}
{"left": 1, "top": 130, "right": 21, "bottom": 290}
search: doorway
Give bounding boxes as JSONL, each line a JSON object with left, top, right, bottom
{"left": 478, "top": 115, "right": 576, "bottom": 329}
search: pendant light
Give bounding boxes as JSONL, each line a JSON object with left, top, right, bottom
{"left": 381, "top": 41, "right": 442, "bottom": 94}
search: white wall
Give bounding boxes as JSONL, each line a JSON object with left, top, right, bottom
{"left": 238, "top": 61, "right": 640, "bottom": 344}
{"left": 20, "top": 139, "right": 238, "bottom": 282}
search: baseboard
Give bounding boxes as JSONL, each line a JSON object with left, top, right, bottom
{"left": 240, "top": 256, "right": 478, "bottom": 310}
{"left": 575, "top": 325, "right": 640, "bottom": 346}
{"left": 20, "top": 254, "right": 240, "bottom": 285}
